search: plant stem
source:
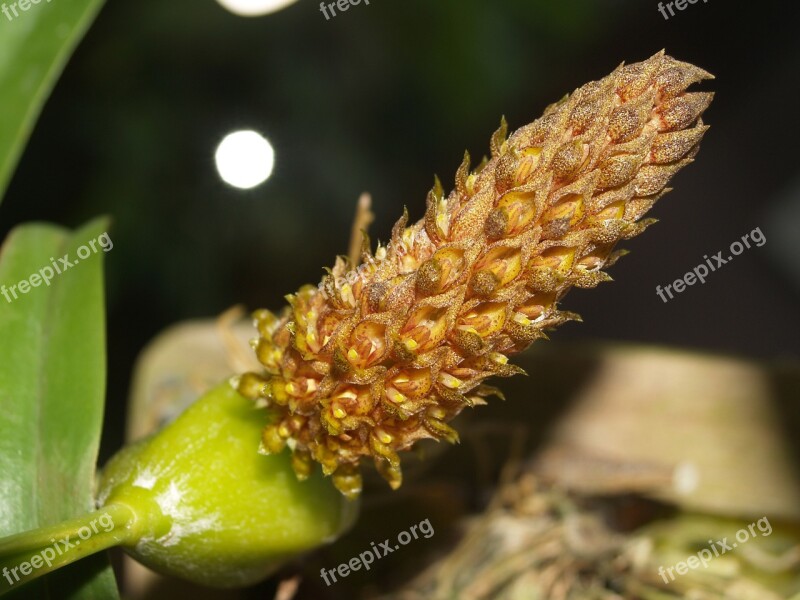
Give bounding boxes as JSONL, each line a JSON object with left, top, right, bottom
{"left": 0, "top": 503, "right": 135, "bottom": 596}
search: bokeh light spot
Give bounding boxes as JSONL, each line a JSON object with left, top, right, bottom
{"left": 215, "top": 0, "right": 298, "bottom": 17}
{"left": 215, "top": 130, "right": 275, "bottom": 190}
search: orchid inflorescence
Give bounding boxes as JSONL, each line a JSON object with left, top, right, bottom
{"left": 235, "top": 51, "right": 713, "bottom": 498}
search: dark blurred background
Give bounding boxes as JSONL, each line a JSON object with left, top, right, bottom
{"left": 0, "top": 0, "right": 798, "bottom": 465}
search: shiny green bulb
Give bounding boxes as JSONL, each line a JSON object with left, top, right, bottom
{"left": 98, "top": 383, "right": 358, "bottom": 588}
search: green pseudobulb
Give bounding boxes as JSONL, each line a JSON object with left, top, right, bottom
{"left": 98, "top": 383, "right": 359, "bottom": 588}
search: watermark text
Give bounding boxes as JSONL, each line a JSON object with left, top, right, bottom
{"left": 658, "top": 516, "right": 772, "bottom": 583}
{"left": 2, "top": 512, "right": 115, "bottom": 586}
{"left": 320, "top": 517, "right": 433, "bottom": 586}
{"left": 656, "top": 227, "right": 764, "bottom": 303}
{"left": 320, "top": 0, "right": 369, "bottom": 21}
{"left": 657, "top": 0, "right": 708, "bottom": 21}
{"left": 1, "top": 231, "right": 113, "bottom": 304}
{"left": 2, "top": 0, "right": 55, "bottom": 23}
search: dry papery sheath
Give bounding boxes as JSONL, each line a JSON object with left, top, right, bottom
{"left": 235, "top": 51, "right": 713, "bottom": 498}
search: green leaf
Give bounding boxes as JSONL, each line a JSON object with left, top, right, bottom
{"left": 0, "top": 219, "right": 118, "bottom": 598}
{"left": 0, "top": 0, "right": 105, "bottom": 204}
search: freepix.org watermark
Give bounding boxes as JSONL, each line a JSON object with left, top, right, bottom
{"left": 319, "top": 0, "right": 369, "bottom": 21}
{"left": 658, "top": 516, "right": 772, "bottom": 583}
{"left": 320, "top": 517, "right": 434, "bottom": 586}
{"left": 657, "top": 0, "right": 708, "bottom": 20}
{"left": 2, "top": 512, "right": 115, "bottom": 587}
{"left": 655, "top": 227, "right": 765, "bottom": 303}
{"left": 2, "top": 0, "right": 54, "bottom": 23}
{"left": 1, "top": 231, "right": 113, "bottom": 304}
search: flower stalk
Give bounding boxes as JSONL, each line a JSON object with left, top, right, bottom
{"left": 0, "top": 505, "right": 135, "bottom": 596}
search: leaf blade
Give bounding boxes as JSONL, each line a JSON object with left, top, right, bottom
{"left": 0, "top": 0, "right": 105, "bottom": 203}
{"left": 0, "top": 219, "right": 118, "bottom": 599}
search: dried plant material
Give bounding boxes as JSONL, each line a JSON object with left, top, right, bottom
{"left": 533, "top": 447, "right": 677, "bottom": 496}
{"left": 383, "top": 474, "right": 800, "bottom": 600}
{"left": 536, "top": 346, "right": 800, "bottom": 521}
{"left": 348, "top": 192, "right": 376, "bottom": 266}
{"left": 127, "top": 316, "right": 257, "bottom": 442}
{"left": 235, "top": 51, "right": 714, "bottom": 497}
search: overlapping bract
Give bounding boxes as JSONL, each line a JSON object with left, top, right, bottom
{"left": 236, "top": 51, "right": 713, "bottom": 498}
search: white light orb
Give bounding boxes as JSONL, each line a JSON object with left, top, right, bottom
{"left": 215, "top": 0, "right": 298, "bottom": 17}
{"left": 215, "top": 130, "right": 275, "bottom": 190}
